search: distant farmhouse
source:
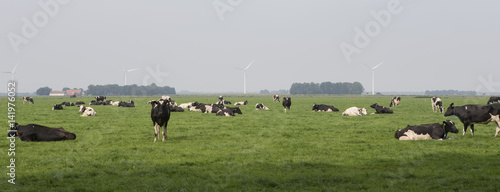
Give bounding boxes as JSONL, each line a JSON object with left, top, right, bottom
{"left": 49, "top": 89, "right": 85, "bottom": 97}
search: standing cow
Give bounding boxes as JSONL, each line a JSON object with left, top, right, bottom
{"left": 283, "top": 97, "right": 291, "bottom": 113}
{"left": 431, "top": 97, "right": 444, "bottom": 113}
{"left": 149, "top": 99, "right": 171, "bottom": 142}
{"left": 487, "top": 96, "right": 500, "bottom": 105}
{"left": 444, "top": 103, "right": 500, "bottom": 137}
{"left": 273, "top": 95, "right": 280, "bottom": 102}
{"left": 23, "top": 96, "right": 34, "bottom": 104}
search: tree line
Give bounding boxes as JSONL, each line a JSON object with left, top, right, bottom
{"left": 425, "top": 90, "right": 477, "bottom": 95}
{"left": 36, "top": 83, "right": 175, "bottom": 96}
{"left": 289, "top": 82, "right": 364, "bottom": 95}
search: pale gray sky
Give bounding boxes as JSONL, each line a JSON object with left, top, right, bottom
{"left": 2, "top": 0, "right": 499, "bottom": 93}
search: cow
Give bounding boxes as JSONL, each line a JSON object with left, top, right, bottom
{"left": 52, "top": 104, "right": 63, "bottom": 110}
{"left": 61, "top": 102, "right": 75, "bottom": 106}
{"left": 389, "top": 96, "right": 401, "bottom": 107}
{"left": 282, "top": 97, "right": 291, "bottom": 113}
{"left": 444, "top": 103, "right": 500, "bottom": 137}
{"left": 188, "top": 106, "right": 201, "bottom": 112}
{"left": 170, "top": 106, "right": 185, "bottom": 112}
{"left": 118, "top": 100, "right": 135, "bottom": 107}
{"left": 255, "top": 103, "right": 269, "bottom": 110}
{"left": 224, "top": 106, "right": 242, "bottom": 115}
{"left": 216, "top": 108, "right": 235, "bottom": 116}
{"left": 89, "top": 100, "right": 101, "bottom": 105}
{"left": 179, "top": 102, "right": 199, "bottom": 108}
{"left": 487, "top": 96, "right": 500, "bottom": 105}
{"left": 394, "top": 120, "right": 459, "bottom": 140}
{"left": 312, "top": 104, "right": 339, "bottom": 112}
{"left": 342, "top": 107, "right": 367, "bottom": 116}
{"left": 110, "top": 101, "right": 121, "bottom": 106}
{"left": 273, "top": 95, "right": 280, "bottom": 102}
{"left": 370, "top": 103, "right": 393, "bottom": 114}
{"left": 75, "top": 100, "right": 85, "bottom": 105}
{"left": 234, "top": 101, "right": 248, "bottom": 105}
{"left": 149, "top": 99, "right": 171, "bottom": 142}
{"left": 79, "top": 106, "right": 96, "bottom": 117}
{"left": 23, "top": 96, "right": 34, "bottom": 104}
{"left": 431, "top": 97, "right": 444, "bottom": 113}
{"left": 197, "top": 103, "right": 223, "bottom": 113}
{"left": 95, "top": 96, "right": 106, "bottom": 102}
{"left": 8, "top": 123, "right": 76, "bottom": 142}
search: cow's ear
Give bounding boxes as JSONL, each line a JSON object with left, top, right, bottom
{"left": 442, "top": 121, "right": 447, "bottom": 125}
{"left": 450, "top": 103, "right": 454, "bottom": 107}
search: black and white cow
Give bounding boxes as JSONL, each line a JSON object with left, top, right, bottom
{"left": 179, "top": 102, "right": 199, "bottom": 108}
{"left": 370, "top": 103, "right": 393, "bottom": 114}
{"left": 255, "top": 103, "right": 269, "bottom": 110}
{"left": 61, "top": 102, "right": 75, "bottom": 106}
{"left": 224, "top": 106, "right": 242, "bottom": 115}
{"left": 118, "top": 100, "right": 135, "bottom": 107}
{"left": 95, "top": 96, "right": 106, "bottom": 102}
{"left": 431, "top": 97, "right": 444, "bottom": 113}
{"left": 282, "top": 97, "right": 291, "bottom": 113}
{"left": 149, "top": 99, "right": 171, "bottom": 142}
{"left": 312, "top": 104, "right": 339, "bottom": 112}
{"left": 444, "top": 103, "right": 500, "bottom": 137}
{"left": 23, "top": 96, "right": 34, "bottom": 104}
{"left": 52, "top": 104, "right": 63, "bottom": 110}
{"left": 216, "top": 108, "right": 235, "bottom": 116}
{"left": 487, "top": 96, "right": 500, "bottom": 105}
{"left": 169, "top": 106, "right": 185, "bottom": 112}
{"left": 273, "top": 95, "right": 280, "bottom": 102}
{"left": 79, "top": 105, "right": 96, "bottom": 116}
{"left": 389, "top": 96, "right": 401, "bottom": 107}
{"left": 89, "top": 100, "right": 101, "bottom": 105}
{"left": 75, "top": 100, "right": 85, "bottom": 105}
{"left": 196, "top": 103, "right": 223, "bottom": 113}
{"left": 234, "top": 101, "right": 248, "bottom": 105}
{"left": 394, "top": 120, "right": 459, "bottom": 140}
{"left": 8, "top": 123, "right": 76, "bottom": 142}
{"left": 342, "top": 107, "right": 367, "bottom": 116}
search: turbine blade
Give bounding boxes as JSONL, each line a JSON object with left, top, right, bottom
{"left": 371, "top": 61, "right": 384, "bottom": 70}
{"left": 244, "top": 59, "right": 254, "bottom": 70}
{"left": 11, "top": 62, "right": 18, "bottom": 73}
{"left": 126, "top": 68, "right": 141, "bottom": 72}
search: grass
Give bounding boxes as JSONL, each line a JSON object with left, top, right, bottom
{"left": 2, "top": 95, "right": 500, "bottom": 191}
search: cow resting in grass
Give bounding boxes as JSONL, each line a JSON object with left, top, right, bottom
{"left": 444, "top": 103, "right": 500, "bottom": 137}
{"left": 370, "top": 103, "right": 393, "bottom": 114}
{"left": 312, "top": 104, "right": 339, "bottom": 112}
{"left": 149, "top": 99, "right": 171, "bottom": 142}
{"left": 8, "top": 123, "right": 76, "bottom": 142}
{"left": 394, "top": 120, "right": 458, "bottom": 140}
{"left": 342, "top": 107, "right": 367, "bottom": 116}
{"left": 79, "top": 105, "right": 96, "bottom": 116}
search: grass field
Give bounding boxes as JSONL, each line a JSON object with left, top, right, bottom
{"left": 2, "top": 95, "right": 500, "bottom": 191}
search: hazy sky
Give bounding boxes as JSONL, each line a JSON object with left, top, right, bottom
{"left": 2, "top": 0, "right": 500, "bottom": 93}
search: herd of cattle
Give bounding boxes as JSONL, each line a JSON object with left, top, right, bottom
{"left": 7, "top": 96, "right": 500, "bottom": 142}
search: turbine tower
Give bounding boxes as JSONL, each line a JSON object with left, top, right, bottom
{"left": 234, "top": 59, "right": 254, "bottom": 94}
{"left": 367, "top": 61, "right": 384, "bottom": 95}
{"left": 124, "top": 68, "right": 141, "bottom": 85}
{"left": 3, "top": 62, "right": 18, "bottom": 81}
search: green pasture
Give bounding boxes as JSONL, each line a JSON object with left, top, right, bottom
{"left": 2, "top": 95, "right": 500, "bottom": 191}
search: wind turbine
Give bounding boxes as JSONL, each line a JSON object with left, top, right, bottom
{"left": 124, "top": 68, "right": 141, "bottom": 85}
{"left": 3, "top": 62, "right": 18, "bottom": 81}
{"left": 234, "top": 59, "right": 254, "bottom": 94}
{"left": 365, "top": 61, "right": 384, "bottom": 95}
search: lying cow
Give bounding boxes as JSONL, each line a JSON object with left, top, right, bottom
{"left": 224, "top": 106, "right": 242, "bottom": 115}
{"left": 8, "top": 123, "right": 76, "bottom": 142}
{"left": 52, "top": 104, "right": 63, "bottom": 110}
{"left": 61, "top": 102, "right": 75, "bottom": 106}
{"left": 389, "top": 96, "right": 401, "bottom": 107}
{"left": 179, "top": 102, "right": 199, "bottom": 108}
{"left": 394, "top": 120, "right": 458, "bottom": 140}
{"left": 197, "top": 103, "right": 223, "bottom": 113}
{"left": 75, "top": 100, "right": 85, "bottom": 105}
{"left": 170, "top": 106, "right": 185, "bottom": 112}
{"left": 23, "top": 96, "right": 34, "bottom": 104}
{"left": 312, "top": 104, "right": 339, "bottom": 112}
{"left": 234, "top": 101, "right": 248, "bottom": 105}
{"left": 255, "top": 103, "right": 269, "bottom": 110}
{"left": 487, "top": 96, "right": 500, "bottom": 105}
{"left": 444, "top": 103, "right": 500, "bottom": 137}
{"left": 79, "top": 105, "right": 96, "bottom": 116}
{"left": 118, "top": 100, "right": 135, "bottom": 107}
{"left": 216, "top": 108, "right": 235, "bottom": 116}
{"left": 342, "top": 107, "right": 367, "bottom": 116}
{"left": 370, "top": 103, "right": 393, "bottom": 114}
{"left": 431, "top": 97, "right": 444, "bottom": 113}
{"left": 95, "top": 96, "right": 106, "bottom": 102}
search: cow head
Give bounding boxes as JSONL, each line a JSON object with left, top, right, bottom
{"left": 58, "top": 128, "right": 77, "bottom": 140}
{"left": 444, "top": 103, "right": 455, "bottom": 117}
{"left": 79, "top": 105, "right": 86, "bottom": 113}
{"left": 359, "top": 108, "right": 367, "bottom": 115}
{"left": 370, "top": 103, "right": 379, "bottom": 108}
{"left": 443, "top": 120, "right": 459, "bottom": 134}
{"left": 7, "top": 123, "right": 18, "bottom": 137}
{"left": 233, "top": 107, "right": 242, "bottom": 114}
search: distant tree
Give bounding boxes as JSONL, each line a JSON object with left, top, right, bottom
{"left": 290, "top": 81, "right": 364, "bottom": 95}
{"left": 36, "top": 87, "right": 52, "bottom": 95}
{"left": 260, "top": 89, "right": 270, "bottom": 94}
{"left": 62, "top": 87, "right": 70, "bottom": 91}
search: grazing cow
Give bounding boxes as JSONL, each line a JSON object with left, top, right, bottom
{"left": 282, "top": 97, "right": 291, "bottom": 113}
{"left": 75, "top": 100, "right": 85, "bottom": 105}
{"left": 273, "top": 95, "right": 280, "bottom": 102}
{"left": 394, "top": 120, "right": 459, "bottom": 140}
{"left": 487, "top": 96, "right": 500, "bottom": 105}
{"left": 149, "top": 99, "right": 171, "bottom": 142}
{"left": 389, "top": 96, "right": 401, "bottom": 107}
{"left": 23, "top": 96, "right": 34, "bottom": 104}
{"left": 255, "top": 103, "right": 269, "bottom": 110}
{"left": 179, "top": 102, "right": 199, "bottom": 108}
{"left": 444, "top": 103, "right": 500, "bottom": 137}
{"left": 118, "top": 100, "right": 135, "bottom": 107}
{"left": 8, "top": 123, "right": 76, "bottom": 142}
{"left": 312, "top": 104, "right": 339, "bottom": 112}
{"left": 370, "top": 103, "right": 393, "bottom": 114}
{"left": 431, "top": 97, "right": 444, "bottom": 113}
{"left": 95, "top": 96, "right": 106, "bottom": 102}
{"left": 52, "top": 104, "right": 63, "bottom": 110}
{"left": 80, "top": 106, "right": 96, "bottom": 117}
{"left": 216, "top": 108, "right": 235, "bottom": 116}
{"left": 234, "top": 101, "right": 248, "bottom": 105}
{"left": 342, "top": 107, "right": 367, "bottom": 116}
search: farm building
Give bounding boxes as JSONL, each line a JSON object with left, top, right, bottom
{"left": 49, "top": 91, "right": 66, "bottom": 96}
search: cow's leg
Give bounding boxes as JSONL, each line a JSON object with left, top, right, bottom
{"left": 463, "top": 122, "right": 470, "bottom": 136}
{"left": 470, "top": 124, "right": 475, "bottom": 136}
{"left": 154, "top": 124, "right": 159, "bottom": 142}
{"left": 398, "top": 136, "right": 411, "bottom": 140}
{"left": 491, "top": 114, "right": 500, "bottom": 137}
{"left": 162, "top": 123, "right": 168, "bottom": 141}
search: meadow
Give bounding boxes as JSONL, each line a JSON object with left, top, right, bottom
{"left": 2, "top": 95, "right": 500, "bottom": 191}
